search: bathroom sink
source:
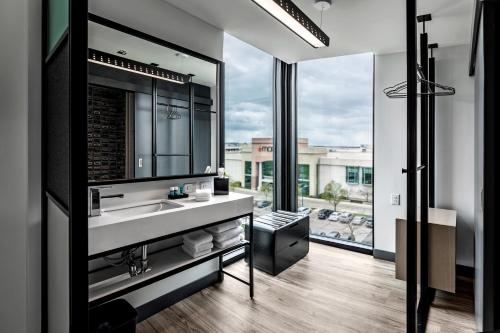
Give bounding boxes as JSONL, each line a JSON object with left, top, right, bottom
{"left": 101, "top": 199, "right": 183, "bottom": 218}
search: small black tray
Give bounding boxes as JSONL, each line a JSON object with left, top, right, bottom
{"left": 168, "top": 193, "right": 189, "bottom": 200}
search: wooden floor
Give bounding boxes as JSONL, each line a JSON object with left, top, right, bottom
{"left": 137, "top": 243, "right": 475, "bottom": 333}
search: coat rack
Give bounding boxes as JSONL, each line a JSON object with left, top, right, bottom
{"left": 399, "top": 11, "right": 455, "bottom": 332}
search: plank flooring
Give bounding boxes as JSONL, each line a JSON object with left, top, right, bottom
{"left": 138, "top": 243, "right": 475, "bottom": 333}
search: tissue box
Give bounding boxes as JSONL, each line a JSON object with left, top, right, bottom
{"left": 214, "top": 177, "right": 229, "bottom": 195}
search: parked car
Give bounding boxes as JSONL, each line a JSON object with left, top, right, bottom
{"left": 351, "top": 216, "right": 367, "bottom": 226}
{"left": 339, "top": 212, "right": 354, "bottom": 223}
{"left": 297, "top": 206, "right": 312, "bottom": 215}
{"left": 339, "top": 233, "right": 355, "bottom": 241}
{"left": 328, "top": 231, "right": 340, "bottom": 238}
{"left": 366, "top": 216, "right": 374, "bottom": 228}
{"left": 311, "top": 230, "right": 328, "bottom": 237}
{"left": 318, "top": 209, "right": 334, "bottom": 220}
{"left": 256, "top": 200, "right": 272, "bottom": 208}
{"left": 328, "top": 211, "right": 342, "bottom": 221}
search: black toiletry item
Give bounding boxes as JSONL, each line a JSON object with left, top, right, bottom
{"left": 168, "top": 193, "right": 189, "bottom": 200}
{"left": 214, "top": 177, "right": 229, "bottom": 195}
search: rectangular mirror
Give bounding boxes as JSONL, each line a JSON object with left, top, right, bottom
{"left": 87, "top": 18, "right": 220, "bottom": 184}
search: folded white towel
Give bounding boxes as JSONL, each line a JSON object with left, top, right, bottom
{"left": 183, "top": 240, "right": 213, "bottom": 253}
{"left": 182, "top": 245, "right": 212, "bottom": 258}
{"left": 194, "top": 189, "right": 212, "bottom": 202}
{"left": 182, "top": 230, "right": 213, "bottom": 245}
{"left": 212, "top": 226, "right": 242, "bottom": 242}
{"left": 205, "top": 219, "right": 242, "bottom": 234}
{"left": 214, "top": 235, "right": 241, "bottom": 249}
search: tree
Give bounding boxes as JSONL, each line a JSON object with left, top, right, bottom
{"left": 260, "top": 182, "right": 273, "bottom": 200}
{"left": 230, "top": 181, "right": 242, "bottom": 190}
{"left": 320, "top": 181, "right": 347, "bottom": 211}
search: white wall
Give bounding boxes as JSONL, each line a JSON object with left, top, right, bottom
{"left": 0, "top": 0, "right": 41, "bottom": 333}
{"left": 89, "top": 0, "right": 224, "bottom": 61}
{"left": 374, "top": 52, "right": 408, "bottom": 256}
{"left": 374, "top": 45, "right": 475, "bottom": 267}
{"left": 434, "top": 45, "right": 475, "bottom": 267}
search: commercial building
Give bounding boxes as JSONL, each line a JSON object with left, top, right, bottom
{"left": 225, "top": 138, "right": 373, "bottom": 202}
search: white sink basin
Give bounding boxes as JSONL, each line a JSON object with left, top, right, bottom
{"left": 101, "top": 199, "right": 183, "bottom": 218}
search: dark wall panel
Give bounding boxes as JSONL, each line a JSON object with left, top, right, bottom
{"left": 46, "top": 39, "right": 70, "bottom": 206}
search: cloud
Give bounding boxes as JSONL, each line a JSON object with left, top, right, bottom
{"left": 223, "top": 33, "right": 373, "bottom": 147}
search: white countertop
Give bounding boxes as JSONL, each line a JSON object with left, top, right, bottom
{"left": 88, "top": 192, "right": 253, "bottom": 257}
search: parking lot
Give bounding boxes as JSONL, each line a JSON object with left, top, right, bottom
{"left": 233, "top": 187, "right": 373, "bottom": 247}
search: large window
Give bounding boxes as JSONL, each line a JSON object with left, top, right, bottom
{"left": 244, "top": 161, "right": 252, "bottom": 189}
{"left": 297, "top": 53, "right": 374, "bottom": 249}
{"left": 223, "top": 33, "right": 274, "bottom": 216}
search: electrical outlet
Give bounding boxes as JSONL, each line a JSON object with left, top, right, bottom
{"left": 184, "top": 183, "right": 195, "bottom": 193}
{"left": 200, "top": 181, "right": 211, "bottom": 190}
{"left": 391, "top": 194, "right": 401, "bottom": 206}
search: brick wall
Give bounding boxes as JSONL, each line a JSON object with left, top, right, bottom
{"left": 88, "top": 85, "right": 127, "bottom": 181}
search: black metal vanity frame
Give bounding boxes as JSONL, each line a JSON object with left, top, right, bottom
{"left": 88, "top": 212, "right": 254, "bottom": 308}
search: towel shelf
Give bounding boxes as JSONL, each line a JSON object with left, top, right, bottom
{"left": 88, "top": 212, "right": 254, "bottom": 308}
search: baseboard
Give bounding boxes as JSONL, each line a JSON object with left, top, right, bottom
{"left": 136, "top": 271, "right": 219, "bottom": 322}
{"left": 456, "top": 264, "right": 474, "bottom": 278}
{"left": 373, "top": 249, "right": 395, "bottom": 262}
{"left": 372, "top": 250, "right": 475, "bottom": 280}
{"left": 310, "top": 237, "right": 373, "bottom": 255}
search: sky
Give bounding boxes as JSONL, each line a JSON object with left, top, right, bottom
{"left": 223, "top": 33, "right": 373, "bottom": 147}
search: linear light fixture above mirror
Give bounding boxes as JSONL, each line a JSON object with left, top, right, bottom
{"left": 251, "top": 0, "right": 330, "bottom": 48}
{"left": 88, "top": 49, "right": 190, "bottom": 84}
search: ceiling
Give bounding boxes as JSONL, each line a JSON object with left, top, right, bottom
{"left": 163, "top": 0, "right": 474, "bottom": 63}
{"left": 88, "top": 21, "right": 217, "bottom": 87}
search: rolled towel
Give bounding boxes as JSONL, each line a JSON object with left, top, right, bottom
{"left": 182, "top": 230, "right": 213, "bottom": 246}
{"left": 183, "top": 240, "right": 213, "bottom": 253}
{"left": 182, "top": 245, "right": 212, "bottom": 258}
{"left": 212, "top": 226, "right": 242, "bottom": 243}
{"left": 206, "top": 219, "right": 242, "bottom": 234}
{"left": 214, "top": 235, "right": 242, "bottom": 249}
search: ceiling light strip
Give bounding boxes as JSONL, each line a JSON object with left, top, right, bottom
{"left": 251, "top": 0, "right": 330, "bottom": 48}
{"left": 88, "top": 49, "right": 189, "bottom": 84}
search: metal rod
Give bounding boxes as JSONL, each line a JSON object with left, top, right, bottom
{"left": 222, "top": 270, "right": 250, "bottom": 285}
{"left": 429, "top": 57, "right": 436, "bottom": 207}
{"left": 218, "top": 255, "right": 224, "bottom": 282}
{"left": 152, "top": 79, "right": 157, "bottom": 177}
{"left": 189, "top": 79, "right": 194, "bottom": 174}
{"left": 406, "top": 0, "right": 418, "bottom": 331}
{"left": 418, "top": 32, "right": 430, "bottom": 332}
{"left": 249, "top": 213, "right": 254, "bottom": 298}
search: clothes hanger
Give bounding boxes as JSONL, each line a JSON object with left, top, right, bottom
{"left": 383, "top": 65, "right": 455, "bottom": 99}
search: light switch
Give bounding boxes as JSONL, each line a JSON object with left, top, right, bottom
{"left": 391, "top": 194, "right": 400, "bottom": 206}
{"left": 138, "top": 158, "right": 143, "bottom": 168}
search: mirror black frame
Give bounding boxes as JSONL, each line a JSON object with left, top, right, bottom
{"left": 87, "top": 13, "right": 224, "bottom": 186}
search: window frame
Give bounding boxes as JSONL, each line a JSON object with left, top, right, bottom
{"left": 346, "top": 166, "right": 360, "bottom": 185}
{"left": 362, "top": 167, "right": 373, "bottom": 185}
